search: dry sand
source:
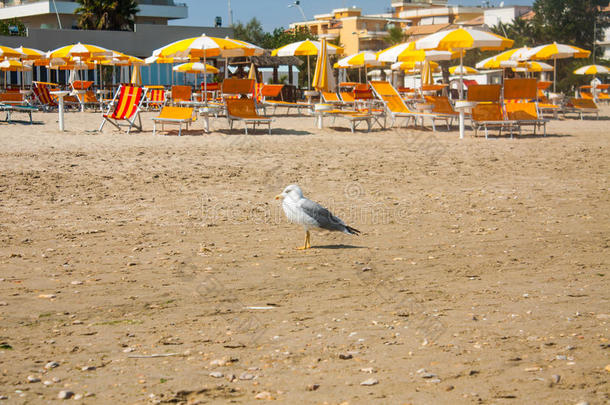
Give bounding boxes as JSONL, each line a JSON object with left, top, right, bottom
{"left": 0, "top": 107, "right": 608, "bottom": 404}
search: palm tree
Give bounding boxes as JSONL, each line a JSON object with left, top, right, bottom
{"left": 75, "top": 0, "right": 140, "bottom": 32}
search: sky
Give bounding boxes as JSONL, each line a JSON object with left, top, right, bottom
{"left": 172, "top": 1, "right": 534, "bottom": 32}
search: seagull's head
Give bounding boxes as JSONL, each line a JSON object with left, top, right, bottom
{"left": 275, "top": 184, "right": 303, "bottom": 201}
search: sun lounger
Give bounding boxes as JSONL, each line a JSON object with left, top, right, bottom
{"left": 321, "top": 91, "right": 345, "bottom": 106}
{"left": 171, "top": 85, "right": 192, "bottom": 105}
{"left": 0, "top": 102, "right": 38, "bottom": 124}
{"left": 504, "top": 79, "right": 549, "bottom": 136}
{"left": 565, "top": 98, "right": 599, "bottom": 120}
{"left": 225, "top": 98, "right": 272, "bottom": 135}
{"left": 424, "top": 95, "right": 459, "bottom": 130}
{"left": 99, "top": 85, "right": 147, "bottom": 134}
{"left": 152, "top": 106, "right": 196, "bottom": 136}
{"left": 0, "top": 91, "right": 26, "bottom": 106}
{"left": 258, "top": 83, "right": 312, "bottom": 115}
{"left": 468, "top": 84, "right": 517, "bottom": 138}
{"left": 369, "top": 80, "right": 438, "bottom": 130}
{"left": 321, "top": 108, "right": 372, "bottom": 132}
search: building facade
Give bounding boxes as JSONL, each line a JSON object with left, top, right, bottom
{"left": 0, "top": 0, "right": 188, "bottom": 29}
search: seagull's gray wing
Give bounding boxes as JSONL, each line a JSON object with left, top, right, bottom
{"left": 300, "top": 198, "right": 360, "bottom": 234}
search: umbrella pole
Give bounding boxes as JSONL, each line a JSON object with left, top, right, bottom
{"left": 203, "top": 53, "right": 207, "bottom": 107}
{"left": 459, "top": 49, "right": 465, "bottom": 140}
{"left": 553, "top": 57, "right": 556, "bottom": 93}
{"left": 307, "top": 55, "right": 310, "bottom": 90}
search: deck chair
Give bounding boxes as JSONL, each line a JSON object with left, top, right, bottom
{"left": 143, "top": 86, "right": 166, "bottom": 110}
{"left": 171, "top": 85, "right": 192, "bottom": 105}
{"left": 504, "top": 79, "right": 548, "bottom": 136}
{"left": 99, "top": 85, "right": 147, "bottom": 134}
{"left": 565, "top": 98, "right": 599, "bottom": 120}
{"left": 468, "top": 84, "right": 517, "bottom": 139}
{"left": 152, "top": 106, "right": 196, "bottom": 136}
{"left": 536, "top": 81, "right": 560, "bottom": 118}
{"left": 225, "top": 98, "right": 272, "bottom": 135}
{"left": 33, "top": 81, "right": 58, "bottom": 111}
{"left": 319, "top": 107, "right": 373, "bottom": 133}
{"left": 369, "top": 80, "right": 438, "bottom": 130}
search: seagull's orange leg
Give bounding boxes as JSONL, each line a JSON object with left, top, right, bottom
{"left": 296, "top": 230, "right": 311, "bottom": 250}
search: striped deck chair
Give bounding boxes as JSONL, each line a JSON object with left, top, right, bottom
{"left": 144, "top": 86, "right": 166, "bottom": 110}
{"left": 33, "top": 81, "right": 58, "bottom": 111}
{"left": 99, "top": 85, "right": 147, "bottom": 134}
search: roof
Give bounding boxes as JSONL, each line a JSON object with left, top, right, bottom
{"left": 460, "top": 15, "right": 485, "bottom": 26}
{"left": 405, "top": 23, "right": 452, "bottom": 37}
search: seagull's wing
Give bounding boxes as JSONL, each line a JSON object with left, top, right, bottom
{"left": 299, "top": 198, "right": 355, "bottom": 233}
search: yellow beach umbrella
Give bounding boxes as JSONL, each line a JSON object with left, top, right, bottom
{"left": 391, "top": 61, "right": 439, "bottom": 72}
{"left": 475, "top": 46, "right": 530, "bottom": 70}
{"left": 415, "top": 27, "right": 514, "bottom": 138}
{"left": 573, "top": 64, "right": 609, "bottom": 75}
{"left": 14, "top": 46, "right": 45, "bottom": 61}
{"left": 377, "top": 42, "right": 457, "bottom": 63}
{"left": 0, "top": 45, "right": 23, "bottom": 60}
{"left": 172, "top": 62, "right": 219, "bottom": 74}
{"left": 312, "top": 38, "right": 335, "bottom": 92}
{"left": 0, "top": 59, "right": 31, "bottom": 71}
{"left": 421, "top": 60, "right": 434, "bottom": 87}
{"left": 524, "top": 43, "right": 590, "bottom": 91}
{"left": 272, "top": 40, "right": 343, "bottom": 89}
{"left": 514, "top": 61, "right": 554, "bottom": 73}
{"left": 48, "top": 42, "right": 112, "bottom": 59}
{"left": 449, "top": 65, "right": 478, "bottom": 75}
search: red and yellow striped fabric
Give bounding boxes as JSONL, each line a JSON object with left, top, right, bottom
{"left": 106, "top": 85, "right": 143, "bottom": 120}
{"left": 33, "top": 82, "right": 58, "bottom": 107}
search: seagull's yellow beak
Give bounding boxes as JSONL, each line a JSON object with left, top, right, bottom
{"left": 275, "top": 194, "right": 282, "bottom": 200}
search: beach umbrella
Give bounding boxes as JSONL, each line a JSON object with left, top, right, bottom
{"left": 573, "top": 64, "right": 609, "bottom": 75}
{"left": 14, "top": 46, "right": 45, "bottom": 61}
{"left": 475, "top": 46, "right": 530, "bottom": 70}
{"left": 524, "top": 43, "right": 590, "bottom": 91}
{"left": 272, "top": 40, "right": 343, "bottom": 89}
{"left": 449, "top": 65, "right": 478, "bottom": 75}
{"left": 312, "top": 38, "right": 335, "bottom": 92}
{"left": 173, "top": 62, "right": 219, "bottom": 74}
{"left": 131, "top": 65, "right": 142, "bottom": 86}
{"left": 334, "top": 51, "right": 381, "bottom": 83}
{"left": 0, "top": 45, "right": 23, "bottom": 60}
{"left": 415, "top": 27, "right": 514, "bottom": 138}
{"left": 0, "top": 59, "right": 31, "bottom": 89}
{"left": 377, "top": 42, "right": 457, "bottom": 63}
{"left": 48, "top": 42, "right": 112, "bottom": 59}
{"left": 391, "top": 61, "right": 440, "bottom": 72}
{"left": 421, "top": 60, "right": 434, "bottom": 87}
{"left": 513, "top": 61, "right": 554, "bottom": 73}
{"left": 152, "top": 34, "right": 260, "bottom": 99}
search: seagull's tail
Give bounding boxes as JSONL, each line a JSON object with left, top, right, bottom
{"left": 344, "top": 225, "right": 360, "bottom": 236}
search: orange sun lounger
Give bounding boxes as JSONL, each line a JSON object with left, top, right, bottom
{"left": 152, "top": 106, "right": 196, "bottom": 136}
{"left": 225, "top": 98, "right": 272, "bottom": 135}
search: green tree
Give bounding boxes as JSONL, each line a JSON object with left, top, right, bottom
{"left": 261, "top": 26, "right": 317, "bottom": 50}
{"left": 531, "top": 0, "right": 609, "bottom": 49}
{"left": 386, "top": 25, "right": 407, "bottom": 46}
{"left": 232, "top": 18, "right": 269, "bottom": 47}
{"left": 0, "top": 18, "right": 26, "bottom": 36}
{"left": 75, "top": 0, "right": 140, "bottom": 31}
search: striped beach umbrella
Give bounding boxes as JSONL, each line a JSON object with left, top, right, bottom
{"left": 173, "top": 62, "right": 219, "bottom": 74}
{"left": 0, "top": 45, "right": 23, "bottom": 60}
{"left": 476, "top": 46, "right": 530, "bottom": 69}
{"left": 377, "top": 42, "right": 457, "bottom": 63}
{"left": 514, "top": 61, "right": 554, "bottom": 73}
{"left": 449, "top": 65, "right": 478, "bottom": 75}
{"left": 312, "top": 38, "right": 335, "bottom": 92}
{"left": 272, "top": 40, "right": 343, "bottom": 89}
{"left": 524, "top": 43, "right": 590, "bottom": 91}
{"left": 573, "top": 64, "right": 609, "bottom": 75}
{"left": 48, "top": 42, "right": 112, "bottom": 59}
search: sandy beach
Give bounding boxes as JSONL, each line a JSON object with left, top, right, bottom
{"left": 0, "top": 107, "right": 608, "bottom": 404}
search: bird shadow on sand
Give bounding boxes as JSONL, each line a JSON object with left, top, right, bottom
{"left": 311, "top": 244, "right": 365, "bottom": 249}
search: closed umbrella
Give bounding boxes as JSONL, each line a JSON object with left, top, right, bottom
{"left": 415, "top": 27, "right": 514, "bottom": 138}
{"left": 312, "top": 38, "right": 335, "bottom": 92}
{"left": 272, "top": 40, "right": 343, "bottom": 89}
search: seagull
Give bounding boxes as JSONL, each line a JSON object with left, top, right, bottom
{"left": 275, "top": 184, "right": 360, "bottom": 250}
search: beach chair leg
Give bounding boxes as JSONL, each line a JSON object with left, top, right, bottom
{"left": 268, "top": 123, "right": 271, "bottom": 135}
{"left": 484, "top": 125, "right": 488, "bottom": 140}
{"left": 153, "top": 121, "right": 157, "bottom": 136}
{"left": 98, "top": 118, "right": 107, "bottom": 132}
